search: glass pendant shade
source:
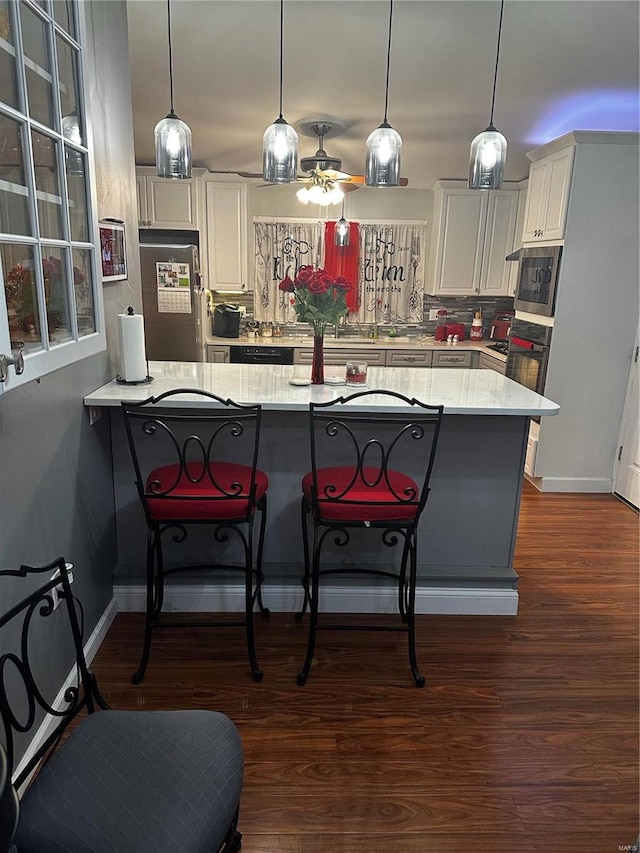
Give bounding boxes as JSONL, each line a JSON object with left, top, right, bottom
{"left": 335, "top": 216, "right": 350, "bottom": 246}
{"left": 263, "top": 117, "right": 298, "bottom": 183}
{"left": 365, "top": 121, "right": 402, "bottom": 187}
{"left": 468, "top": 124, "right": 507, "bottom": 190}
{"left": 155, "top": 111, "right": 192, "bottom": 179}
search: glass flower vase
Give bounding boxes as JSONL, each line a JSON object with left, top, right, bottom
{"left": 311, "top": 331, "right": 324, "bottom": 385}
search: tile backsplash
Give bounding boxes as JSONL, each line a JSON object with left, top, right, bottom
{"left": 210, "top": 290, "right": 514, "bottom": 339}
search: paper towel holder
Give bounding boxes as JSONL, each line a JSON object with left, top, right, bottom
{"left": 116, "top": 306, "right": 153, "bottom": 385}
{"left": 116, "top": 373, "right": 153, "bottom": 386}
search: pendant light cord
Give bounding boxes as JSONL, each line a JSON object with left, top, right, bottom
{"left": 278, "top": 0, "right": 284, "bottom": 119}
{"left": 167, "top": 0, "right": 175, "bottom": 114}
{"left": 383, "top": 0, "right": 394, "bottom": 122}
{"left": 488, "top": 0, "right": 505, "bottom": 126}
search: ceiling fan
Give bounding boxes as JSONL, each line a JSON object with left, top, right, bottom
{"left": 210, "top": 117, "right": 408, "bottom": 200}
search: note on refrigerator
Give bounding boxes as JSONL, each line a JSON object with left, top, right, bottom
{"left": 156, "top": 262, "right": 192, "bottom": 313}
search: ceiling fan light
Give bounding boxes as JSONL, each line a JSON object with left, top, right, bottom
{"left": 468, "top": 125, "right": 507, "bottom": 190}
{"left": 296, "top": 186, "right": 311, "bottom": 203}
{"left": 155, "top": 112, "right": 192, "bottom": 179}
{"left": 365, "top": 122, "right": 402, "bottom": 187}
{"left": 263, "top": 117, "right": 299, "bottom": 183}
{"left": 335, "top": 216, "right": 350, "bottom": 246}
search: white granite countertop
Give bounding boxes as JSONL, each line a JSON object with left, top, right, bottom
{"left": 84, "top": 362, "right": 558, "bottom": 416}
{"left": 206, "top": 336, "right": 509, "bottom": 361}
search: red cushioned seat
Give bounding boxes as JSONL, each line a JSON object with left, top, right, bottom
{"left": 147, "top": 461, "right": 269, "bottom": 521}
{"left": 302, "top": 466, "right": 419, "bottom": 522}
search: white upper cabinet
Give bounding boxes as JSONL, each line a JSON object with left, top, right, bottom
{"left": 522, "top": 145, "right": 574, "bottom": 243}
{"left": 427, "top": 181, "right": 519, "bottom": 297}
{"left": 205, "top": 181, "right": 248, "bottom": 291}
{"left": 136, "top": 167, "right": 199, "bottom": 229}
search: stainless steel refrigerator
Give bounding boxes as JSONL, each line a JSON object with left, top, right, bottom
{"left": 140, "top": 240, "right": 203, "bottom": 362}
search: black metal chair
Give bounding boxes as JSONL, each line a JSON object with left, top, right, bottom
{"left": 0, "top": 557, "right": 244, "bottom": 853}
{"left": 296, "top": 389, "right": 444, "bottom": 687}
{"left": 122, "top": 389, "right": 269, "bottom": 684}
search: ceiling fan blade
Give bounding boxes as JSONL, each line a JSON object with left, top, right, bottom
{"left": 343, "top": 175, "right": 409, "bottom": 187}
{"left": 209, "top": 169, "right": 263, "bottom": 179}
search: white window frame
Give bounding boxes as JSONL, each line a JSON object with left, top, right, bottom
{"left": 0, "top": 0, "right": 105, "bottom": 394}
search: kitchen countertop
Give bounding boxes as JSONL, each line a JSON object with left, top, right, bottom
{"left": 84, "top": 361, "right": 558, "bottom": 416}
{"left": 205, "top": 335, "right": 509, "bottom": 361}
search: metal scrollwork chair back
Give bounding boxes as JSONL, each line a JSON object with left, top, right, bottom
{"left": 297, "top": 389, "right": 444, "bottom": 687}
{"left": 0, "top": 556, "right": 244, "bottom": 853}
{"left": 121, "top": 389, "right": 269, "bottom": 684}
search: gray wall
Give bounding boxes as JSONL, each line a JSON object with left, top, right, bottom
{"left": 0, "top": 0, "right": 139, "bottom": 764}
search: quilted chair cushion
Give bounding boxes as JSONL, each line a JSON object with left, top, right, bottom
{"left": 146, "top": 461, "right": 269, "bottom": 521}
{"left": 302, "top": 466, "right": 420, "bottom": 522}
{"left": 14, "top": 710, "right": 243, "bottom": 853}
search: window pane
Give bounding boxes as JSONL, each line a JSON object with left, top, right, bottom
{"left": 72, "top": 246, "right": 94, "bottom": 336}
{"left": 0, "top": 1, "right": 20, "bottom": 109}
{"left": 66, "top": 148, "right": 87, "bottom": 241}
{"left": 1, "top": 242, "right": 44, "bottom": 352}
{"left": 42, "top": 245, "right": 72, "bottom": 344}
{"left": 20, "top": 2, "right": 55, "bottom": 128}
{"left": 32, "top": 129, "right": 63, "bottom": 238}
{"left": 53, "top": 0, "right": 75, "bottom": 39}
{"left": 0, "top": 115, "right": 32, "bottom": 235}
{"left": 57, "top": 35, "right": 82, "bottom": 145}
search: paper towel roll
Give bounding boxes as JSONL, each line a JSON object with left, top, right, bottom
{"left": 118, "top": 309, "right": 147, "bottom": 382}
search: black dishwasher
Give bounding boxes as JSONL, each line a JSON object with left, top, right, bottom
{"left": 229, "top": 346, "right": 295, "bottom": 365}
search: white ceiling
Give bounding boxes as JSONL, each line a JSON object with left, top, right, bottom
{"left": 126, "top": 0, "right": 640, "bottom": 190}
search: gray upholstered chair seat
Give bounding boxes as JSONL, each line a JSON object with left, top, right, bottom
{"left": 13, "top": 709, "right": 243, "bottom": 853}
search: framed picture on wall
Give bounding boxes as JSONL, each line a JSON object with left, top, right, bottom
{"left": 99, "top": 221, "right": 127, "bottom": 281}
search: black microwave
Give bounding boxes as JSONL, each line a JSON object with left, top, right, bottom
{"left": 513, "top": 246, "right": 562, "bottom": 318}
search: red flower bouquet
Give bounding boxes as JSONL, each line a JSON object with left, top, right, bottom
{"left": 279, "top": 265, "right": 352, "bottom": 336}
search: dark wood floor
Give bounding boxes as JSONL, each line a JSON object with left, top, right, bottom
{"left": 91, "top": 483, "right": 639, "bottom": 853}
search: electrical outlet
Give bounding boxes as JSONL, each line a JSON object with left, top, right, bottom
{"left": 49, "top": 562, "right": 74, "bottom": 611}
{"left": 428, "top": 308, "right": 443, "bottom": 321}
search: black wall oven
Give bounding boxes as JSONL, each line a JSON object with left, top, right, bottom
{"left": 514, "top": 245, "right": 562, "bottom": 318}
{"left": 506, "top": 318, "right": 552, "bottom": 405}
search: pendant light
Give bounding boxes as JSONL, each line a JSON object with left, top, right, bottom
{"left": 468, "top": 0, "right": 507, "bottom": 190}
{"left": 335, "top": 200, "right": 350, "bottom": 246}
{"left": 155, "top": 0, "right": 192, "bottom": 179}
{"left": 365, "top": 0, "right": 402, "bottom": 187}
{"left": 263, "top": 0, "right": 298, "bottom": 183}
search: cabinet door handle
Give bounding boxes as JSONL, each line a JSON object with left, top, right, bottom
{"left": 402, "top": 356, "right": 417, "bottom": 362}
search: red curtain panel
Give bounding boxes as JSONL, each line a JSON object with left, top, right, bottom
{"left": 324, "top": 221, "right": 360, "bottom": 313}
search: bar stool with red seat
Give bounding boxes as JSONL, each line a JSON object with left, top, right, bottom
{"left": 296, "top": 389, "right": 444, "bottom": 687}
{"left": 122, "top": 388, "right": 269, "bottom": 684}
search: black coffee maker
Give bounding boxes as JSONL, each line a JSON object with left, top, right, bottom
{"left": 213, "top": 303, "right": 241, "bottom": 338}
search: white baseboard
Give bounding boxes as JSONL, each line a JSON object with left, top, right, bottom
{"left": 12, "top": 597, "right": 118, "bottom": 793}
{"left": 526, "top": 474, "right": 613, "bottom": 493}
{"left": 114, "top": 583, "right": 519, "bottom": 617}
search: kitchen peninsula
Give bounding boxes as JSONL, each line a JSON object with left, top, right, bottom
{"left": 84, "top": 362, "right": 558, "bottom": 616}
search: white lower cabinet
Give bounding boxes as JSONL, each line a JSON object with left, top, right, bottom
{"left": 432, "top": 350, "right": 474, "bottom": 368}
{"left": 206, "top": 345, "right": 230, "bottom": 363}
{"left": 386, "top": 350, "right": 432, "bottom": 367}
{"left": 478, "top": 352, "right": 507, "bottom": 374}
{"left": 295, "top": 348, "right": 386, "bottom": 366}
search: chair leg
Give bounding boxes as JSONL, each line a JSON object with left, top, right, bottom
{"left": 406, "top": 531, "right": 425, "bottom": 688}
{"left": 398, "top": 533, "right": 411, "bottom": 623}
{"left": 254, "top": 495, "right": 270, "bottom": 618}
{"left": 244, "top": 519, "right": 264, "bottom": 683}
{"left": 132, "top": 524, "right": 158, "bottom": 684}
{"left": 297, "top": 523, "right": 321, "bottom": 685}
{"left": 295, "top": 496, "right": 312, "bottom": 622}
